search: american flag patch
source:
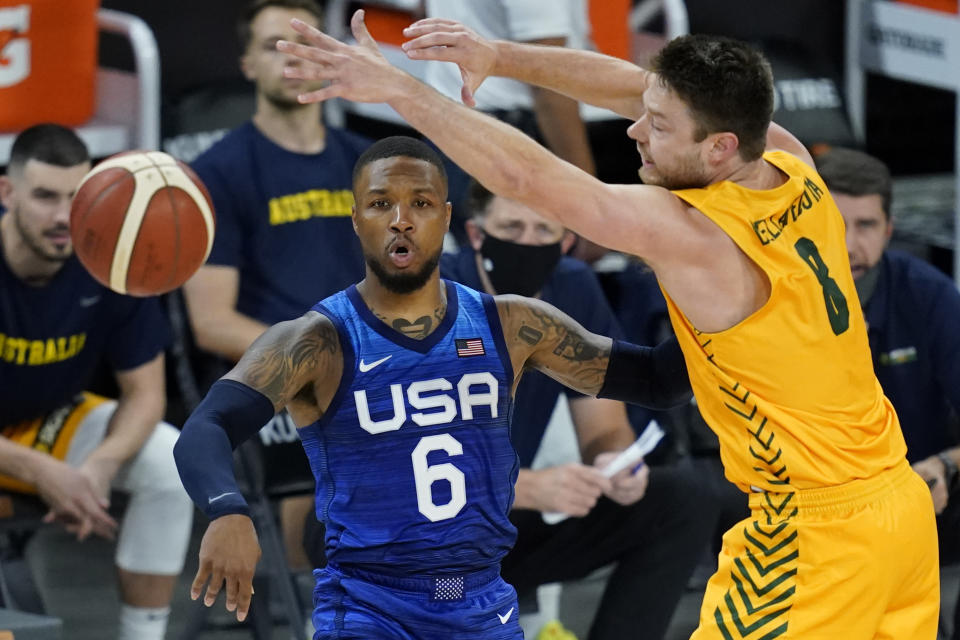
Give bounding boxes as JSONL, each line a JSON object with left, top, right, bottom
{"left": 431, "top": 576, "right": 465, "bottom": 602}
{"left": 455, "top": 338, "right": 485, "bottom": 357}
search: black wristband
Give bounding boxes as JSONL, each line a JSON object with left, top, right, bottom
{"left": 598, "top": 337, "right": 691, "bottom": 409}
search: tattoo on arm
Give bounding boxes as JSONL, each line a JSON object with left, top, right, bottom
{"left": 501, "top": 297, "right": 611, "bottom": 394}
{"left": 553, "top": 331, "right": 604, "bottom": 361}
{"left": 518, "top": 325, "right": 543, "bottom": 346}
{"left": 236, "top": 317, "right": 339, "bottom": 407}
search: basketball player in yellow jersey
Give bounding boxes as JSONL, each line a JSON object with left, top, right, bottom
{"left": 277, "top": 12, "right": 940, "bottom": 639}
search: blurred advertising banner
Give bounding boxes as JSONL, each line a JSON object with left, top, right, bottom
{"left": 860, "top": 0, "right": 960, "bottom": 91}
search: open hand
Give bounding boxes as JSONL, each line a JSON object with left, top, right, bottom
{"left": 277, "top": 10, "right": 413, "bottom": 105}
{"left": 192, "top": 515, "right": 262, "bottom": 622}
{"left": 402, "top": 18, "right": 498, "bottom": 107}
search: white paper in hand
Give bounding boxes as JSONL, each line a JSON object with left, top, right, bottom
{"left": 600, "top": 420, "right": 665, "bottom": 478}
{"left": 542, "top": 420, "right": 665, "bottom": 525}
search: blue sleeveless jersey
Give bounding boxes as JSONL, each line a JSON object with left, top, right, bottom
{"left": 301, "top": 280, "right": 518, "bottom": 575}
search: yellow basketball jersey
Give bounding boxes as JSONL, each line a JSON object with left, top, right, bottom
{"left": 665, "top": 151, "right": 906, "bottom": 492}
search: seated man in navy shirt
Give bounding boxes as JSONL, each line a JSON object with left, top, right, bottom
{"left": 818, "top": 147, "right": 960, "bottom": 638}
{"left": 0, "top": 124, "right": 192, "bottom": 640}
{"left": 439, "top": 180, "right": 712, "bottom": 639}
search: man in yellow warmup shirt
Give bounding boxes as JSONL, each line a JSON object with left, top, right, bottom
{"left": 278, "top": 12, "right": 940, "bottom": 639}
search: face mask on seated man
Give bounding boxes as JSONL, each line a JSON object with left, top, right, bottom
{"left": 466, "top": 180, "right": 571, "bottom": 298}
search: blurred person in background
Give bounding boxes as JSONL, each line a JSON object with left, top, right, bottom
{"left": 818, "top": 146, "right": 960, "bottom": 639}
{"left": 0, "top": 123, "right": 192, "bottom": 640}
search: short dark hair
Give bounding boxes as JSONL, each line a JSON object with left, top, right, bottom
{"left": 466, "top": 179, "right": 495, "bottom": 221}
{"left": 237, "top": 0, "right": 322, "bottom": 51}
{"left": 8, "top": 124, "right": 89, "bottom": 176}
{"left": 651, "top": 34, "right": 774, "bottom": 161}
{"left": 352, "top": 136, "right": 448, "bottom": 192}
{"left": 815, "top": 148, "right": 893, "bottom": 219}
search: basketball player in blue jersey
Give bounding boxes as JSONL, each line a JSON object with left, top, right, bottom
{"left": 175, "top": 136, "right": 690, "bottom": 638}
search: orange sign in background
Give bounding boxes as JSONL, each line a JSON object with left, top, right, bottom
{"left": 897, "top": 0, "right": 958, "bottom": 13}
{"left": 589, "top": 0, "right": 631, "bottom": 60}
{"left": 0, "top": 0, "right": 99, "bottom": 132}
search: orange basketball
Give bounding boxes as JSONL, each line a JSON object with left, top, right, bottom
{"left": 69, "top": 151, "right": 215, "bottom": 296}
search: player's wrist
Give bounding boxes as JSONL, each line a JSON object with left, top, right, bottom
{"left": 387, "top": 72, "right": 430, "bottom": 109}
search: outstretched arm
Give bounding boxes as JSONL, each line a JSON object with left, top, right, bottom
{"left": 174, "top": 311, "right": 341, "bottom": 622}
{"left": 278, "top": 12, "right": 689, "bottom": 265}
{"left": 496, "top": 295, "right": 690, "bottom": 407}
{"left": 401, "top": 18, "right": 651, "bottom": 119}
{"left": 402, "top": 20, "right": 814, "bottom": 172}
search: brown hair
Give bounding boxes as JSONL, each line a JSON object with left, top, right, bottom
{"left": 9, "top": 124, "right": 89, "bottom": 176}
{"left": 651, "top": 34, "right": 774, "bottom": 161}
{"left": 237, "top": 0, "right": 322, "bottom": 51}
{"left": 815, "top": 148, "right": 893, "bottom": 219}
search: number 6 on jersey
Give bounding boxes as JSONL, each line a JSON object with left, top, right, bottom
{"left": 411, "top": 434, "right": 466, "bottom": 522}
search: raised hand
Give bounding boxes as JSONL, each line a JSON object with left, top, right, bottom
{"left": 401, "top": 18, "right": 498, "bottom": 107}
{"left": 191, "top": 515, "right": 262, "bottom": 622}
{"left": 277, "top": 10, "right": 415, "bottom": 105}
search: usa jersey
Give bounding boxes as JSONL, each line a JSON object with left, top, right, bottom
{"left": 300, "top": 280, "right": 518, "bottom": 575}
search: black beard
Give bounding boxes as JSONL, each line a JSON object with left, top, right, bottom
{"left": 264, "top": 90, "right": 307, "bottom": 112}
{"left": 13, "top": 206, "right": 70, "bottom": 263}
{"left": 365, "top": 248, "right": 442, "bottom": 295}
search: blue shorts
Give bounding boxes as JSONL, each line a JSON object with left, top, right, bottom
{"left": 312, "top": 564, "right": 523, "bottom": 639}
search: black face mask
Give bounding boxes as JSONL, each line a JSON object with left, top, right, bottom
{"left": 478, "top": 233, "right": 562, "bottom": 297}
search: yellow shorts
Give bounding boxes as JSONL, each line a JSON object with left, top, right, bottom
{"left": 0, "top": 392, "right": 110, "bottom": 494}
{"left": 692, "top": 459, "right": 939, "bottom": 640}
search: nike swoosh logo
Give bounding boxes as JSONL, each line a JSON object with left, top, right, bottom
{"left": 208, "top": 491, "right": 237, "bottom": 504}
{"left": 79, "top": 295, "right": 101, "bottom": 307}
{"left": 358, "top": 355, "right": 392, "bottom": 372}
{"left": 497, "top": 607, "right": 514, "bottom": 624}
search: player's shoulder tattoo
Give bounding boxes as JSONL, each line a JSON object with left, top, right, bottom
{"left": 235, "top": 311, "right": 340, "bottom": 405}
